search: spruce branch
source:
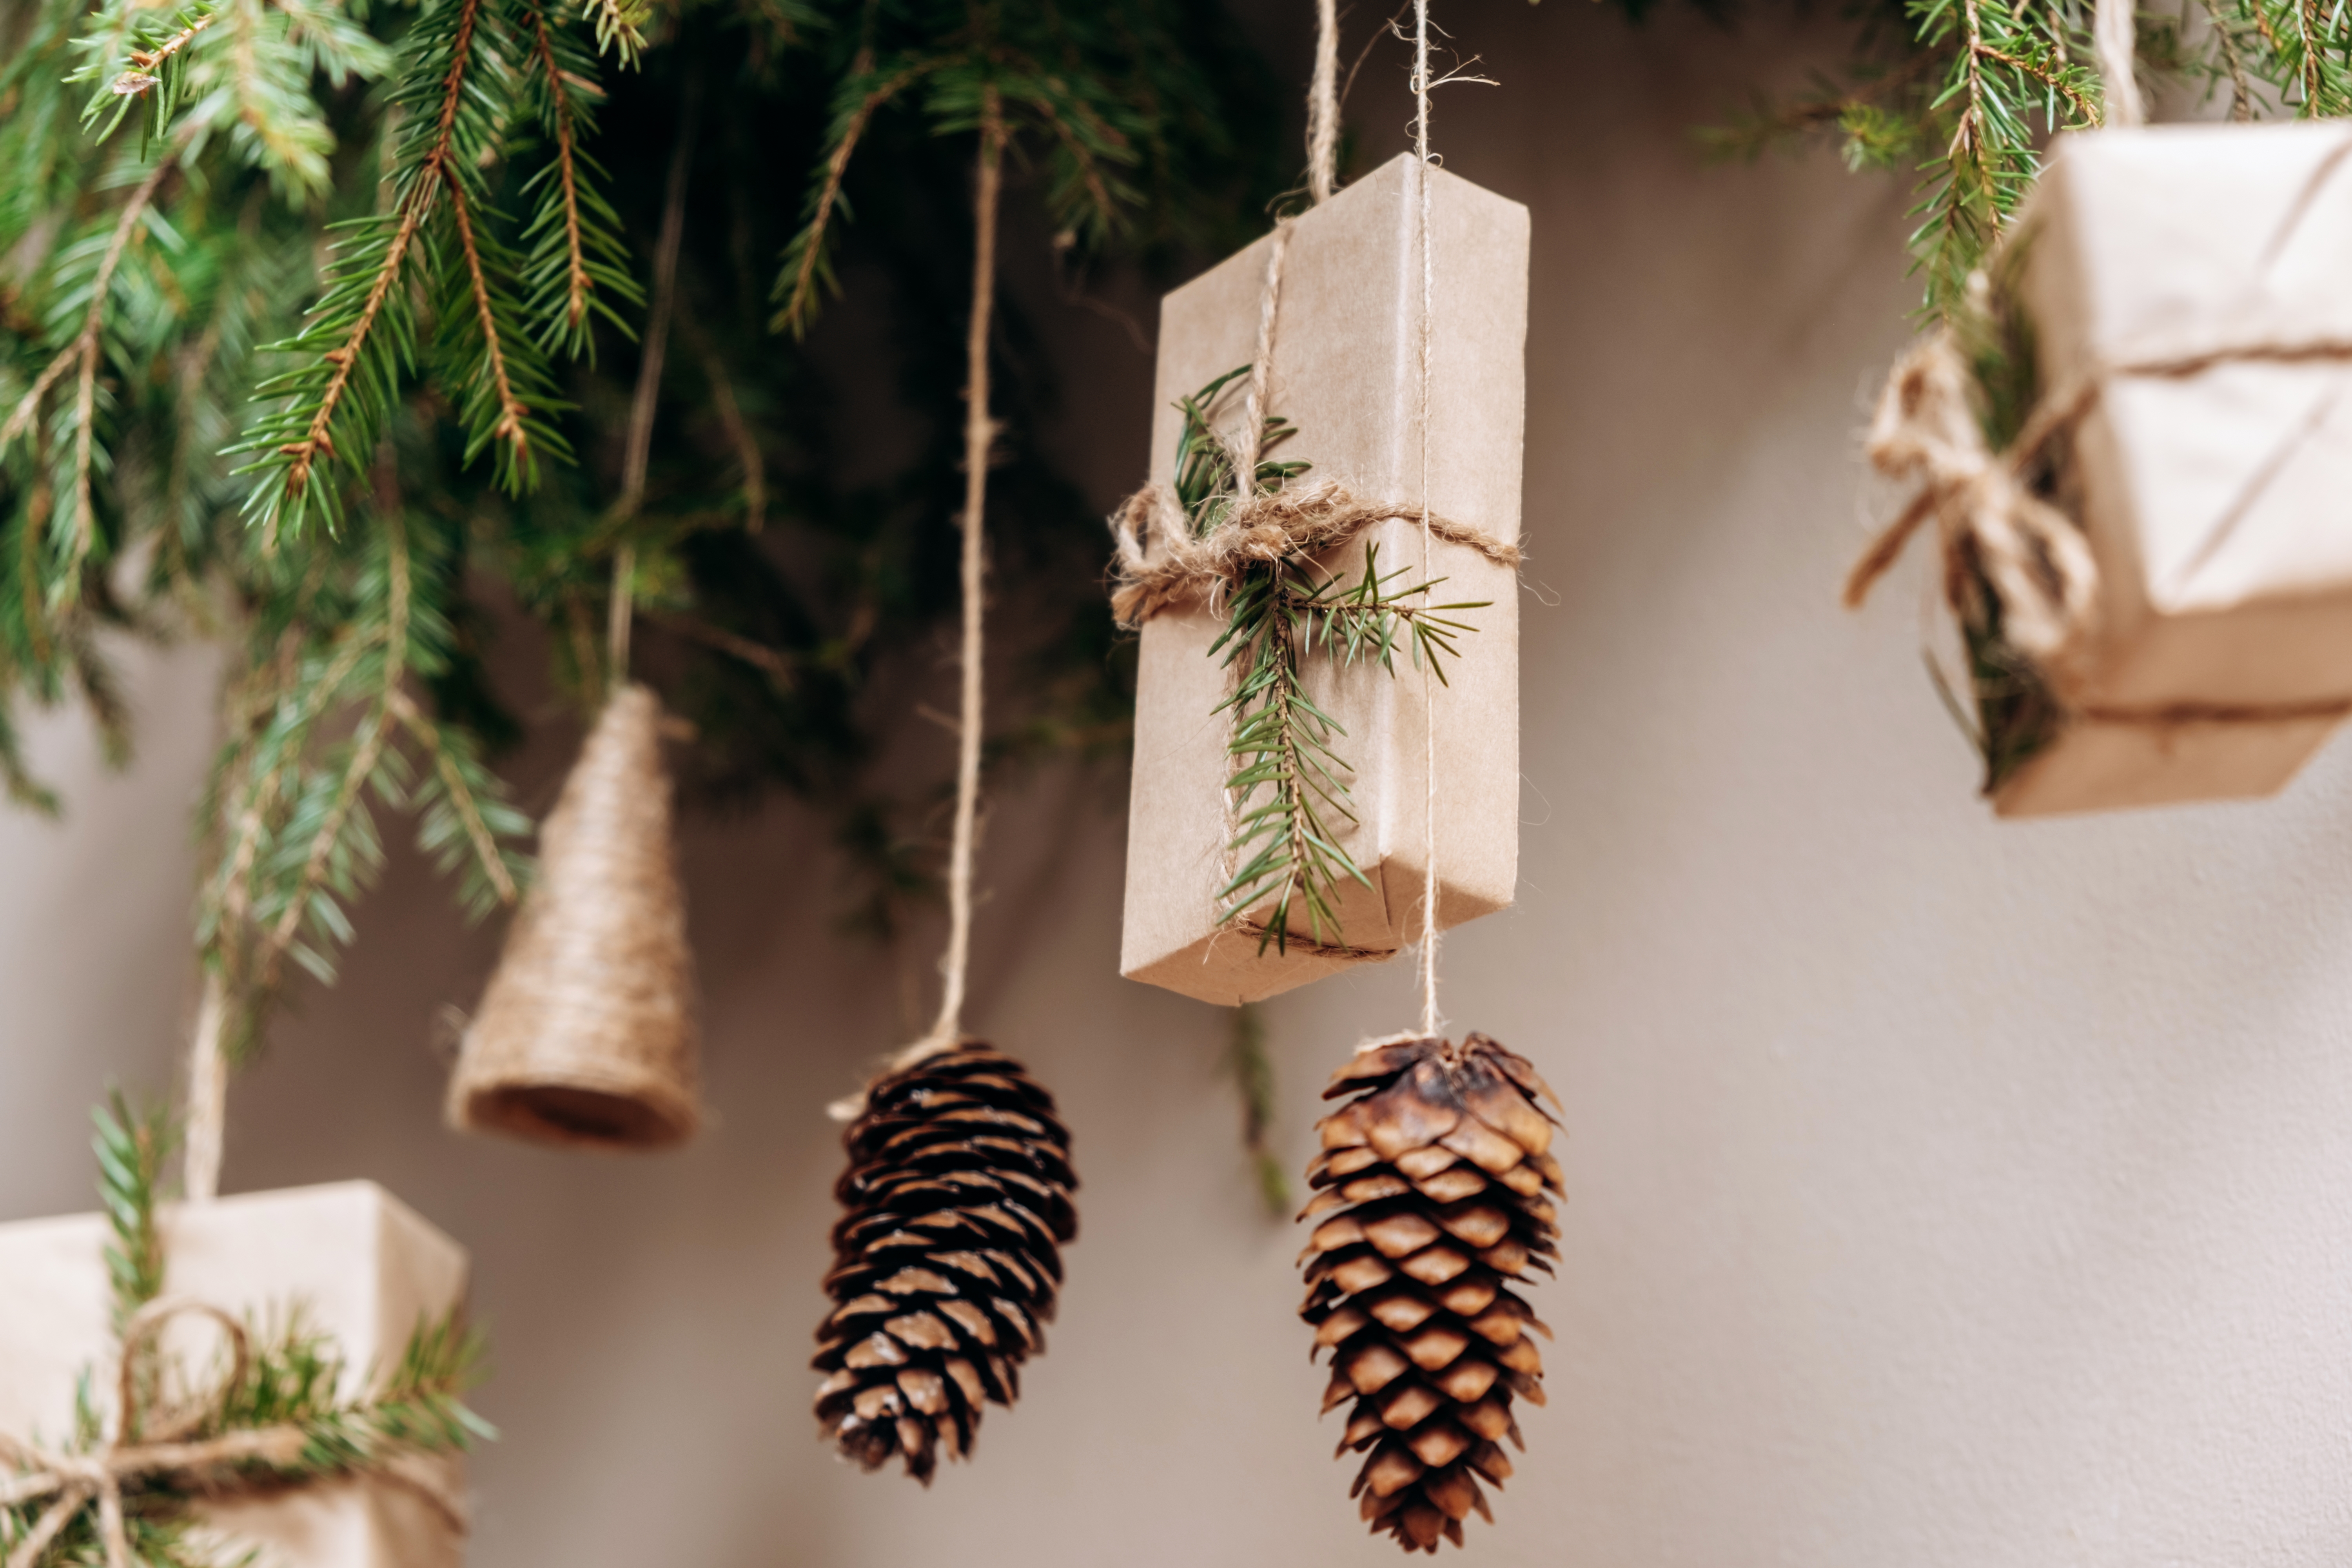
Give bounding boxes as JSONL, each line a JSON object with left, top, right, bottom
{"left": 577, "top": 0, "right": 650, "bottom": 67}
{"left": 0, "top": 150, "right": 175, "bottom": 610}
{"left": 519, "top": 0, "right": 641, "bottom": 359}
{"left": 233, "top": 0, "right": 563, "bottom": 539}
{"left": 770, "top": 58, "right": 931, "bottom": 337}
{"left": 91, "top": 1094, "right": 174, "bottom": 1330}
{"left": 1174, "top": 372, "right": 1484, "bottom": 953}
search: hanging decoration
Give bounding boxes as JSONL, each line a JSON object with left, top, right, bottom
{"left": 0, "top": 1104, "right": 485, "bottom": 1568}
{"left": 812, "top": 1045, "right": 1076, "bottom": 1482}
{"left": 445, "top": 98, "right": 706, "bottom": 1151}
{"left": 1241, "top": 1, "right": 1554, "bottom": 1552}
{"left": 1110, "top": 7, "right": 1528, "bottom": 1008}
{"left": 443, "top": 681, "right": 703, "bottom": 1148}
{"left": 1301, "top": 1034, "right": 1560, "bottom": 1553}
{"left": 1847, "top": 3, "right": 2352, "bottom": 816}
{"left": 808, "top": 91, "right": 1080, "bottom": 1483}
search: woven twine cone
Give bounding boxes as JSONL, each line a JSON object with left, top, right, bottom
{"left": 447, "top": 683, "right": 703, "bottom": 1149}
{"left": 1301, "top": 1033, "right": 1562, "bottom": 1552}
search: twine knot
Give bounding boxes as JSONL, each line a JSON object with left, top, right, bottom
{"left": 1107, "top": 478, "right": 1520, "bottom": 628}
{"left": 0, "top": 1296, "right": 463, "bottom": 1568}
{"left": 1844, "top": 328, "right": 2101, "bottom": 672}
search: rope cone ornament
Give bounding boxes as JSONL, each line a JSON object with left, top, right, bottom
{"left": 813, "top": 1043, "right": 1078, "bottom": 1481}
{"left": 446, "top": 683, "right": 703, "bottom": 1149}
{"left": 1301, "top": 1033, "right": 1562, "bottom": 1552}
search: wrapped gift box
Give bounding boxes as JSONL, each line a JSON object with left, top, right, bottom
{"left": 1122, "top": 152, "right": 1529, "bottom": 1004}
{"left": 1992, "top": 122, "right": 2352, "bottom": 815}
{"left": 0, "top": 1181, "right": 470, "bottom": 1568}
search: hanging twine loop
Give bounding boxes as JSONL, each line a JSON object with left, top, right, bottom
{"left": 0, "top": 1297, "right": 465, "bottom": 1568}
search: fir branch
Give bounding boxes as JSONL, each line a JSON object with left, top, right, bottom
{"left": 444, "top": 184, "right": 532, "bottom": 474}
{"left": 233, "top": 0, "right": 558, "bottom": 539}
{"left": 519, "top": 0, "right": 640, "bottom": 359}
{"left": 91, "top": 1094, "right": 173, "bottom": 1331}
{"left": 526, "top": 2, "right": 592, "bottom": 339}
{"left": 0, "top": 151, "right": 174, "bottom": 609}
{"left": 388, "top": 688, "right": 524, "bottom": 913}
{"left": 577, "top": 0, "right": 649, "bottom": 67}
{"left": 256, "top": 510, "right": 408, "bottom": 989}
{"left": 770, "top": 59, "right": 930, "bottom": 337}
{"left": 1173, "top": 373, "right": 1483, "bottom": 952}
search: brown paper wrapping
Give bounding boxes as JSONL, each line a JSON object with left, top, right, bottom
{"left": 1995, "top": 123, "right": 2352, "bottom": 815}
{"left": 0, "top": 1182, "right": 470, "bottom": 1568}
{"left": 1121, "top": 153, "right": 1528, "bottom": 1004}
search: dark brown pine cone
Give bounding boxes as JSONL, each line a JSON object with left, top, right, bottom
{"left": 1300, "top": 1033, "right": 1562, "bottom": 1552}
{"left": 812, "top": 1043, "right": 1078, "bottom": 1482}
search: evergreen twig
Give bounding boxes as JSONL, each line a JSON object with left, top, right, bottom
{"left": 1172, "top": 372, "right": 1485, "bottom": 953}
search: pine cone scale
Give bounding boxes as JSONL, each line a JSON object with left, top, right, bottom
{"left": 1302, "top": 1032, "right": 1561, "bottom": 1553}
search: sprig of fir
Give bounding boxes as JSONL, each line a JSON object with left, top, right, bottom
{"left": 1174, "top": 372, "right": 1486, "bottom": 954}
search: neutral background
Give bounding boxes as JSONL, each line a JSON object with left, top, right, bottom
{"left": 7, "top": 3, "right": 2351, "bottom": 1565}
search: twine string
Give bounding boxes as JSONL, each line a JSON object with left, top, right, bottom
{"left": 2094, "top": 0, "right": 2145, "bottom": 128}
{"left": 1413, "top": 0, "right": 1440, "bottom": 1039}
{"left": 0, "top": 1296, "right": 464, "bottom": 1568}
{"left": 1106, "top": 481, "right": 1516, "bottom": 626}
{"left": 181, "top": 975, "right": 229, "bottom": 1204}
{"left": 1308, "top": 0, "right": 1340, "bottom": 203}
{"left": 608, "top": 82, "right": 699, "bottom": 698}
{"left": 1851, "top": 325, "right": 2352, "bottom": 725}
{"left": 840, "top": 90, "right": 1005, "bottom": 1111}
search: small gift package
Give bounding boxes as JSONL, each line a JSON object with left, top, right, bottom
{"left": 1859, "top": 122, "right": 2352, "bottom": 816}
{"left": 1117, "top": 151, "right": 1530, "bottom": 1005}
{"left": 0, "top": 1181, "right": 470, "bottom": 1568}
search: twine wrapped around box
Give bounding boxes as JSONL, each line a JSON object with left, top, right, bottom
{"left": 1108, "top": 478, "right": 1520, "bottom": 629}
{"left": 0, "top": 1298, "right": 463, "bottom": 1568}
{"left": 1848, "top": 122, "right": 2352, "bottom": 815}
{"left": 446, "top": 684, "right": 702, "bottom": 1149}
{"left": 1115, "top": 151, "right": 1528, "bottom": 1005}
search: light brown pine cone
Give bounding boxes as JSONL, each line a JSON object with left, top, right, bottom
{"left": 1300, "top": 1033, "right": 1562, "bottom": 1552}
{"left": 813, "top": 1044, "right": 1077, "bottom": 1482}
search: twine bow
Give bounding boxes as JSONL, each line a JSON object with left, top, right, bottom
{"left": 1107, "top": 478, "right": 1520, "bottom": 628}
{"left": 0, "top": 1298, "right": 463, "bottom": 1568}
{"left": 0, "top": 1298, "right": 299, "bottom": 1568}
{"left": 1844, "top": 328, "right": 2102, "bottom": 672}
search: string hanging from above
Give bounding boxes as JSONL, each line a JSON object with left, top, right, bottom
{"left": 809, "top": 90, "right": 1079, "bottom": 1486}
{"left": 1271, "top": 2, "right": 1555, "bottom": 1553}
{"left": 444, "top": 86, "right": 707, "bottom": 1151}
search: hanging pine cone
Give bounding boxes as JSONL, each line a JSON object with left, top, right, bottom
{"left": 1300, "top": 1033, "right": 1562, "bottom": 1552}
{"left": 813, "top": 1043, "right": 1078, "bottom": 1482}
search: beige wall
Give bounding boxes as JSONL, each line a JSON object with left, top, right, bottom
{"left": 9, "top": 4, "right": 2352, "bottom": 1565}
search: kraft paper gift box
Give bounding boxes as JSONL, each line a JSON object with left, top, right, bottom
{"left": 1987, "top": 122, "right": 2352, "bottom": 816}
{"left": 0, "top": 1181, "right": 470, "bottom": 1568}
{"left": 1121, "top": 152, "right": 1528, "bottom": 1005}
